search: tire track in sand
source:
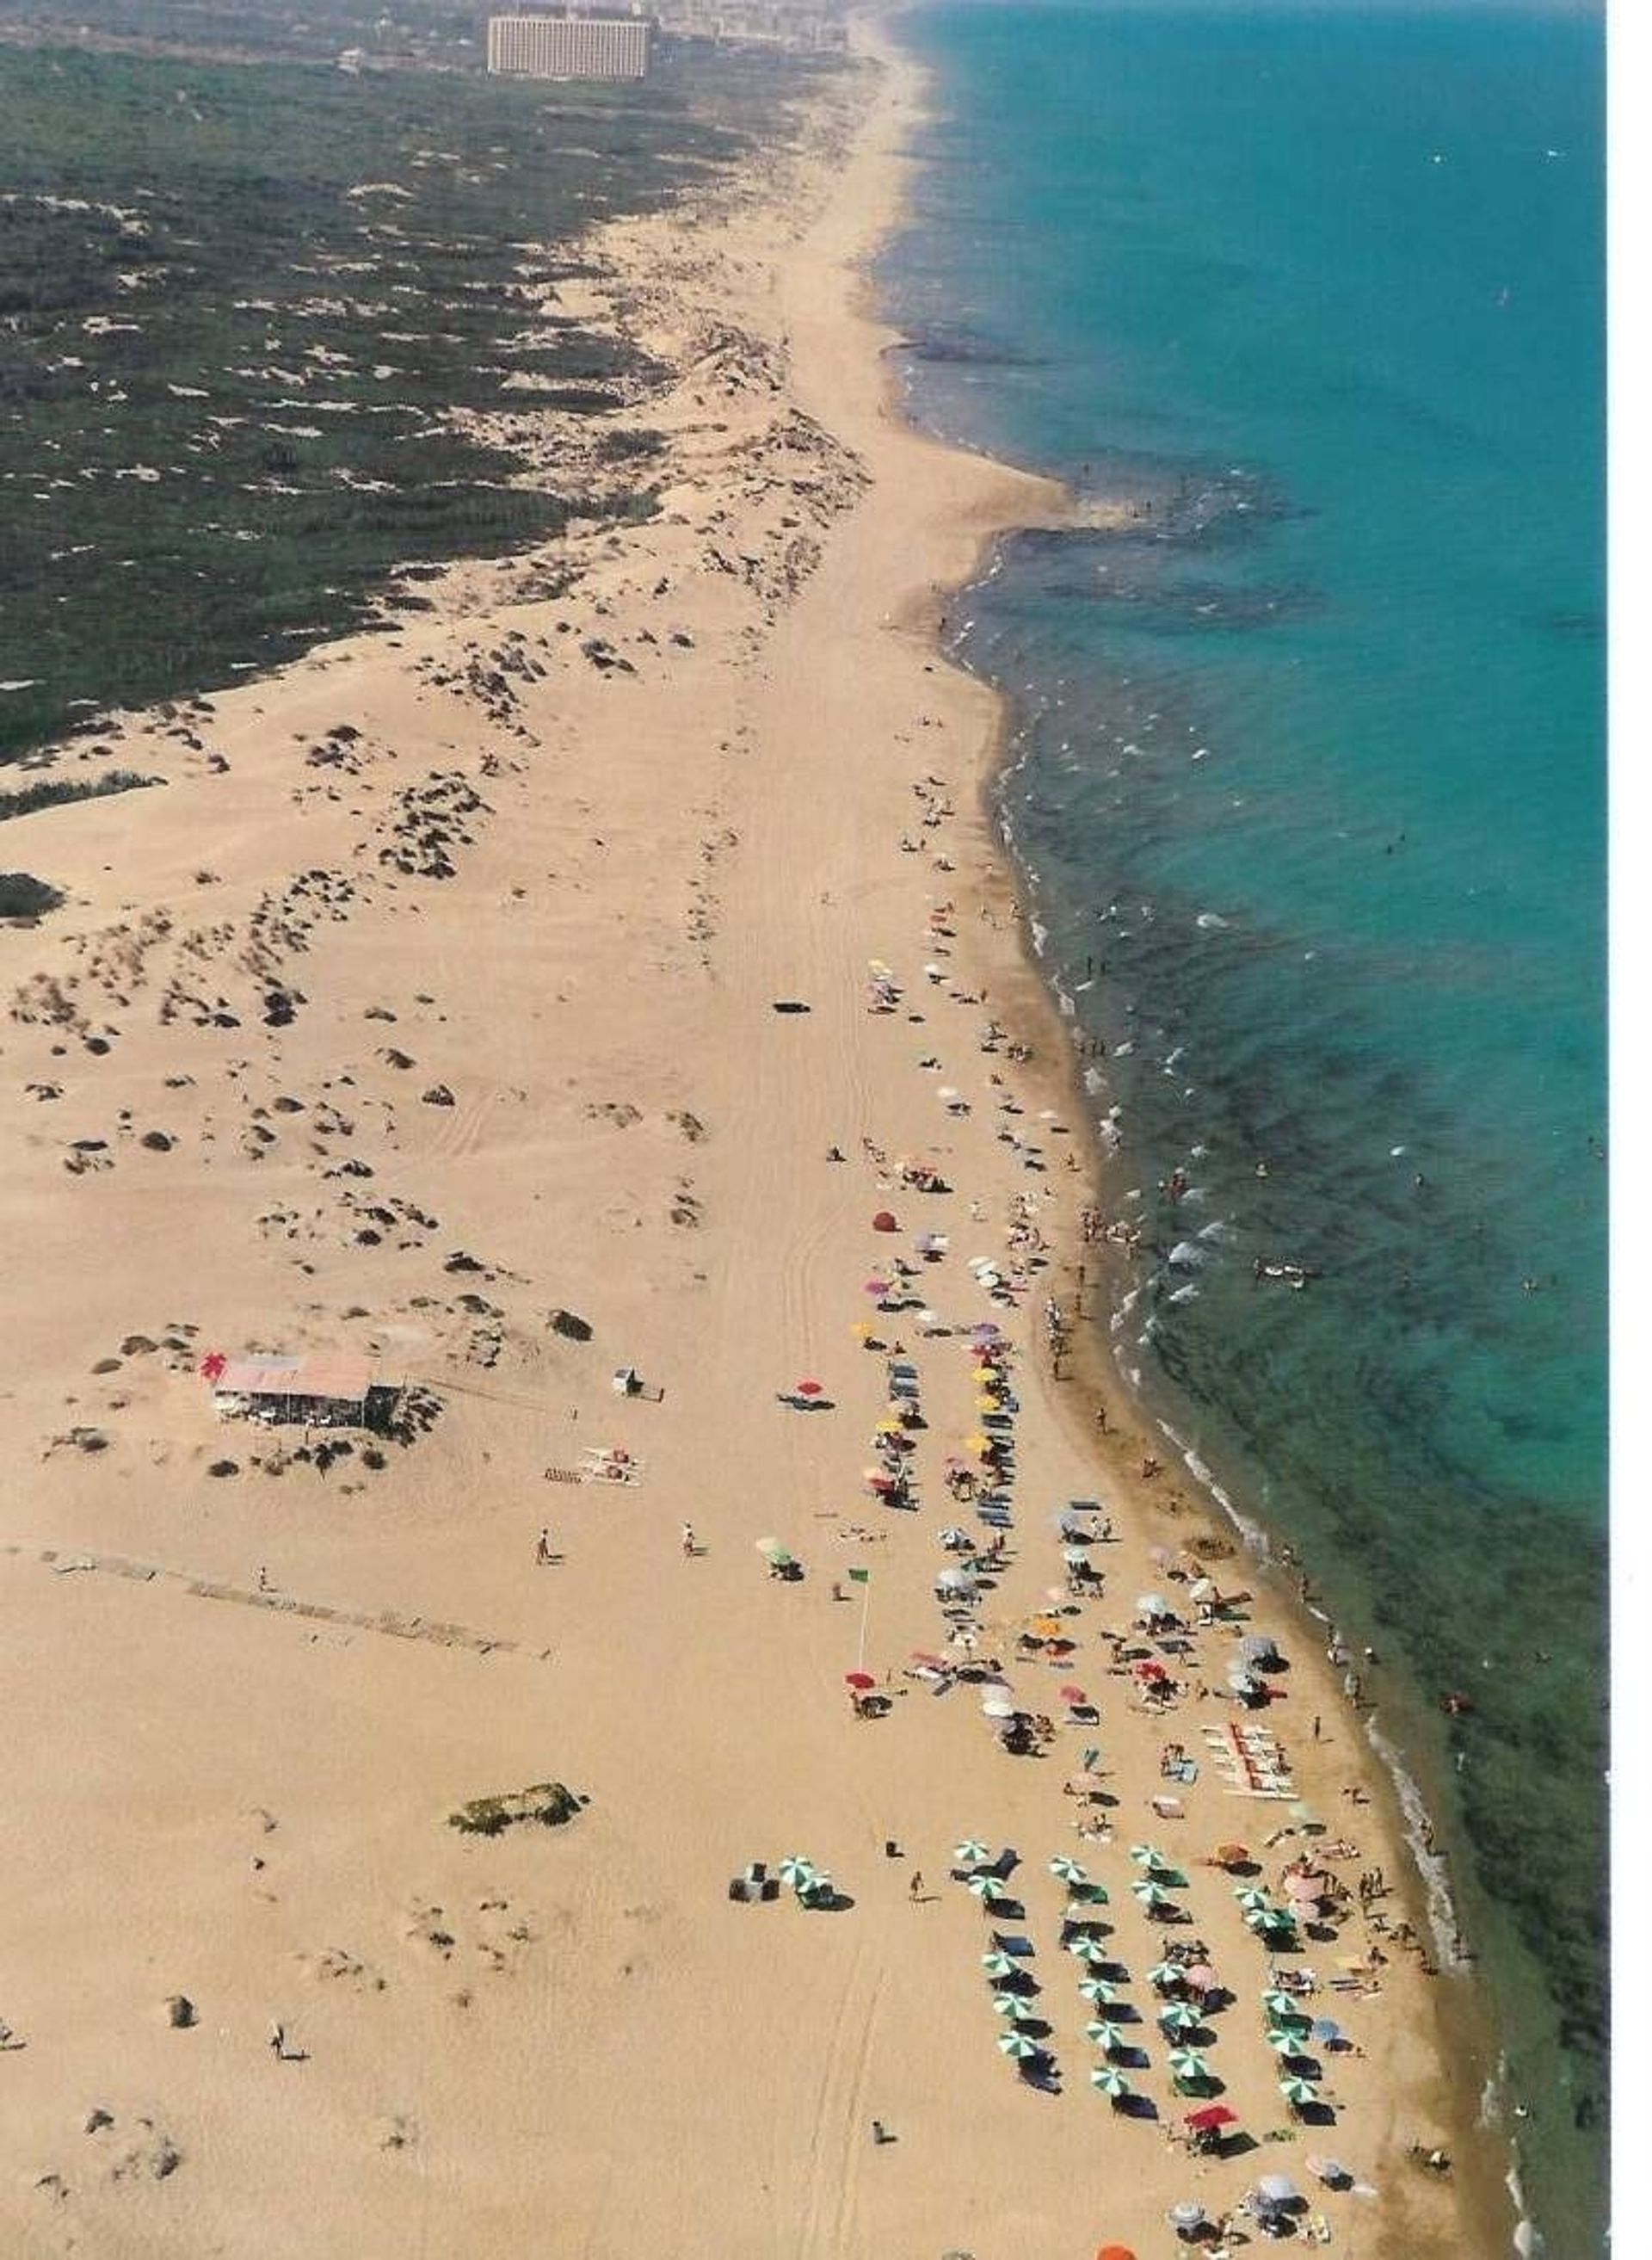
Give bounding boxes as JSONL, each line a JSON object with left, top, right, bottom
{"left": 792, "top": 1945, "right": 886, "bottom": 2260}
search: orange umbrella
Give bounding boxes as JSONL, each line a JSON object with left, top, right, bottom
{"left": 1097, "top": 2248, "right": 1138, "bottom": 2260}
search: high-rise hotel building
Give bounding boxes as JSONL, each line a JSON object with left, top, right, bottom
{"left": 486, "top": 14, "right": 651, "bottom": 80}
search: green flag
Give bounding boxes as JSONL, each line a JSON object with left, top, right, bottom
{"left": 847, "top": 1567, "right": 871, "bottom": 1586}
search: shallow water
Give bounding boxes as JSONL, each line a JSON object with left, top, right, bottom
{"left": 880, "top": 4, "right": 1606, "bottom": 2247}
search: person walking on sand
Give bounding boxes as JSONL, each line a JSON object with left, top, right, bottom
{"left": 909, "top": 1870, "right": 925, "bottom": 1901}
{"left": 535, "top": 1527, "right": 552, "bottom": 1566}
{"left": 681, "top": 1523, "right": 696, "bottom": 1558}
{"left": 268, "top": 2021, "right": 286, "bottom": 2061}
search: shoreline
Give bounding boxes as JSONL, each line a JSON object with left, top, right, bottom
{"left": 0, "top": 24, "right": 1510, "bottom": 2255}
{"left": 854, "top": 11, "right": 1525, "bottom": 2251}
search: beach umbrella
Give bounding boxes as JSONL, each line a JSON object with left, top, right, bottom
{"left": 996, "top": 2029, "right": 1041, "bottom": 2059}
{"left": 1286, "top": 1875, "right": 1324, "bottom": 1910}
{"left": 1058, "top": 1683, "right": 1090, "bottom": 1705}
{"left": 956, "top": 1839, "right": 993, "bottom": 1867}
{"left": 1146, "top": 1962, "right": 1183, "bottom": 1993}
{"left": 993, "top": 1993, "right": 1032, "bottom": 2019}
{"left": 1184, "top": 2103, "right": 1239, "bottom": 2134}
{"left": 980, "top": 1950, "right": 1019, "bottom": 1979}
{"left": 1187, "top": 1578, "right": 1217, "bottom": 1603}
{"left": 1131, "top": 1880, "right": 1172, "bottom": 1908}
{"left": 968, "top": 1874, "right": 1008, "bottom": 1902}
{"left": 776, "top": 1856, "right": 815, "bottom": 1887}
{"left": 1310, "top": 2017, "right": 1345, "bottom": 2048}
{"left": 1278, "top": 2076, "right": 1319, "bottom": 2109}
{"left": 1067, "top": 1881, "right": 1110, "bottom": 1908}
{"left": 1086, "top": 2019, "right": 1127, "bottom": 2050}
{"left": 1091, "top": 2065, "right": 1132, "bottom": 2096}
{"left": 1169, "top": 2203, "right": 1207, "bottom": 2235}
{"left": 1257, "top": 2174, "right": 1300, "bottom": 2207}
{"left": 1261, "top": 1989, "right": 1304, "bottom": 2020}
{"left": 1240, "top": 1633, "right": 1279, "bottom": 1664}
{"left": 1168, "top": 2049, "right": 1211, "bottom": 2084}
{"left": 843, "top": 1671, "right": 876, "bottom": 1692}
{"left": 982, "top": 1698, "right": 1019, "bottom": 1720}
{"left": 794, "top": 1379, "right": 826, "bottom": 1399}
{"left": 1068, "top": 1936, "right": 1112, "bottom": 1964}
{"left": 871, "top": 1211, "right": 898, "bottom": 1233}
{"left": 1266, "top": 2028, "right": 1305, "bottom": 2054}
{"left": 1049, "top": 1856, "right": 1089, "bottom": 1885}
{"left": 1289, "top": 1801, "right": 1322, "bottom": 1831}
{"left": 1135, "top": 1593, "right": 1168, "bottom": 1619}
{"left": 1234, "top": 1886, "right": 1272, "bottom": 1911}
{"left": 1184, "top": 1962, "right": 1217, "bottom": 1994}
{"left": 1128, "top": 1844, "right": 1164, "bottom": 1868}
{"left": 1077, "top": 1977, "right": 1119, "bottom": 2005}
{"left": 965, "top": 1432, "right": 992, "bottom": 1455}
{"left": 1159, "top": 2002, "right": 1203, "bottom": 2035}
{"left": 863, "top": 1279, "right": 891, "bottom": 1298}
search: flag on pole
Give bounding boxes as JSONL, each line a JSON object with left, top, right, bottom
{"left": 847, "top": 1567, "right": 871, "bottom": 1585}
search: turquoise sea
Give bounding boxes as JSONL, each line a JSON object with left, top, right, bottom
{"left": 879, "top": 3, "right": 1606, "bottom": 2247}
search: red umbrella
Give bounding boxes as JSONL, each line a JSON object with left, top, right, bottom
{"left": 872, "top": 1210, "right": 898, "bottom": 1232}
{"left": 1184, "top": 2103, "right": 1238, "bottom": 2133}
{"left": 795, "top": 1380, "right": 825, "bottom": 1398}
{"left": 1059, "top": 1684, "right": 1089, "bottom": 1705}
{"left": 1133, "top": 1660, "right": 1168, "bottom": 1681}
{"left": 199, "top": 1350, "right": 227, "bottom": 1381}
{"left": 864, "top": 1278, "right": 891, "bottom": 1297}
{"left": 844, "top": 1671, "right": 876, "bottom": 1690}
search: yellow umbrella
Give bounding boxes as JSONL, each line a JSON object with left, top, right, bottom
{"left": 1029, "top": 1615, "right": 1064, "bottom": 1639}
{"left": 875, "top": 1418, "right": 903, "bottom": 1436}
{"left": 965, "top": 1433, "right": 992, "bottom": 1455}
{"left": 976, "top": 1393, "right": 1005, "bottom": 1412}
{"left": 852, "top": 1321, "right": 875, "bottom": 1340}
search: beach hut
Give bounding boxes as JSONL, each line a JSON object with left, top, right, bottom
{"left": 206, "top": 1350, "right": 387, "bottom": 1430}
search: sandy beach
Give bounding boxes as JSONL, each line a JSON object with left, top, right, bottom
{"left": 0, "top": 24, "right": 1502, "bottom": 2257}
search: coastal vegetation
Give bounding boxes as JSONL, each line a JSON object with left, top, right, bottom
{"left": 0, "top": 28, "right": 834, "bottom": 764}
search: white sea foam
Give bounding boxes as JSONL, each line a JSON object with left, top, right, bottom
{"left": 1195, "top": 911, "right": 1230, "bottom": 929}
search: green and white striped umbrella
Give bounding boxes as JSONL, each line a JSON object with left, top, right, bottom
{"left": 1131, "top": 1880, "right": 1172, "bottom": 1906}
{"left": 1261, "top": 1990, "right": 1310, "bottom": 2023}
{"left": 980, "top": 1950, "right": 1020, "bottom": 1979}
{"left": 777, "top": 1856, "right": 816, "bottom": 1887}
{"left": 1168, "top": 2049, "right": 1211, "bottom": 2085}
{"left": 1146, "top": 1961, "right": 1182, "bottom": 1991}
{"left": 954, "top": 1839, "right": 992, "bottom": 1867}
{"left": 1091, "top": 2064, "right": 1132, "bottom": 2096}
{"left": 1158, "top": 2001, "right": 1202, "bottom": 2034}
{"left": 1128, "top": 1843, "right": 1164, "bottom": 1868}
{"left": 1066, "top": 1880, "right": 1110, "bottom": 1906}
{"left": 1078, "top": 1977, "right": 1119, "bottom": 2005}
{"left": 1266, "top": 2028, "right": 1305, "bottom": 2054}
{"left": 1068, "top": 1936, "right": 1112, "bottom": 1964}
{"left": 968, "top": 1873, "right": 1008, "bottom": 1901}
{"left": 997, "top": 2028, "right": 1042, "bottom": 2059}
{"left": 1279, "top": 2075, "right": 1320, "bottom": 2107}
{"left": 993, "top": 1993, "right": 1032, "bottom": 2019}
{"left": 1084, "top": 2019, "right": 1127, "bottom": 2050}
{"left": 1049, "top": 1855, "right": 1089, "bottom": 1884}
{"left": 1244, "top": 1907, "right": 1280, "bottom": 1934}
{"left": 1234, "top": 1886, "right": 1272, "bottom": 1912}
